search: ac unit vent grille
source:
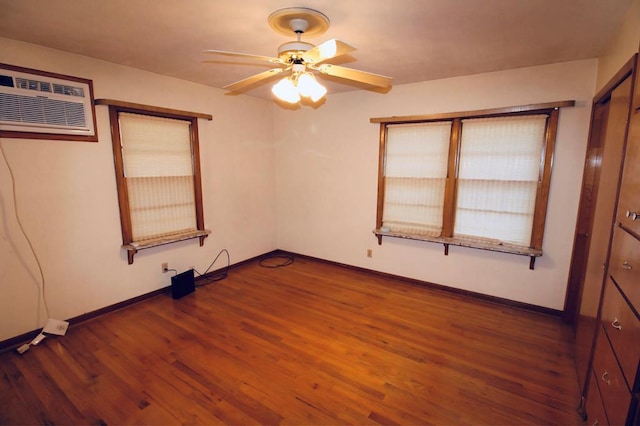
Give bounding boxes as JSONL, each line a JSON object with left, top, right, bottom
{"left": 0, "top": 93, "right": 87, "bottom": 128}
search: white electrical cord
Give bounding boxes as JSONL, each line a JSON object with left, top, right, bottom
{"left": 0, "top": 139, "right": 50, "bottom": 327}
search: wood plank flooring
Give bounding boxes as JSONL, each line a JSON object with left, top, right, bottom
{"left": 0, "top": 256, "right": 583, "bottom": 425}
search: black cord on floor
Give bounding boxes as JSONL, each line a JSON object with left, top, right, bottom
{"left": 194, "top": 248, "right": 230, "bottom": 287}
{"left": 259, "top": 252, "right": 294, "bottom": 268}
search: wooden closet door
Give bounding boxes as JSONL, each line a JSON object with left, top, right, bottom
{"left": 573, "top": 75, "right": 632, "bottom": 395}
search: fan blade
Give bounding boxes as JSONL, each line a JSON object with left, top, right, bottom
{"left": 224, "top": 68, "right": 285, "bottom": 92}
{"left": 313, "top": 64, "right": 392, "bottom": 88}
{"left": 302, "top": 39, "right": 356, "bottom": 64}
{"left": 204, "top": 49, "right": 282, "bottom": 64}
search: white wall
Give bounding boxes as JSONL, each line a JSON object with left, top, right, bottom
{"left": 274, "top": 59, "right": 597, "bottom": 311}
{"left": 596, "top": 0, "right": 640, "bottom": 91}
{"left": 0, "top": 38, "right": 277, "bottom": 341}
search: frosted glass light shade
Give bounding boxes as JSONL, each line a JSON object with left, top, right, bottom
{"left": 272, "top": 77, "right": 300, "bottom": 103}
{"left": 297, "top": 72, "right": 327, "bottom": 102}
{"left": 309, "top": 81, "right": 327, "bottom": 102}
{"left": 272, "top": 72, "right": 327, "bottom": 104}
{"left": 296, "top": 73, "right": 315, "bottom": 97}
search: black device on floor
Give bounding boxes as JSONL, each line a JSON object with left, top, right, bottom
{"left": 171, "top": 269, "right": 195, "bottom": 299}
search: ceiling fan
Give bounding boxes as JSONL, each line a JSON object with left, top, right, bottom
{"left": 204, "top": 7, "right": 393, "bottom": 104}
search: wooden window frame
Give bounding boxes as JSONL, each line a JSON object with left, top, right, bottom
{"left": 97, "top": 99, "right": 212, "bottom": 264}
{"left": 371, "top": 100, "right": 575, "bottom": 269}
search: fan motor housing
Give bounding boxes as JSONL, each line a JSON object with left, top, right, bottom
{"left": 278, "top": 41, "right": 315, "bottom": 62}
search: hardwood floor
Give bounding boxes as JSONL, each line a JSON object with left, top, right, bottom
{"left": 1, "top": 256, "right": 583, "bottom": 425}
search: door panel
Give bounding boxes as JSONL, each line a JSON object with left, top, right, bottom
{"left": 573, "top": 76, "right": 632, "bottom": 393}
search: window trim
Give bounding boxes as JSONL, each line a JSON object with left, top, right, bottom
{"left": 371, "top": 100, "right": 575, "bottom": 269}
{"left": 97, "top": 99, "right": 212, "bottom": 264}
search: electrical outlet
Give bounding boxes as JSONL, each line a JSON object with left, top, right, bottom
{"left": 162, "top": 262, "right": 169, "bottom": 273}
{"left": 367, "top": 249, "right": 373, "bottom": 258}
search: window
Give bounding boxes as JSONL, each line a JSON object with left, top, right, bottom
{"left": 382, "top": 122, "right": 451, "bottom": 236}
{"left": 372, "top": 101, "right": 574, "bottom": 268}
{"left": 99, "top": 99, "right": 212, "bottom": 264}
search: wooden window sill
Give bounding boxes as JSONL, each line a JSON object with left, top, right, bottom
{"left": 373, "top": 229, "right": 542, "bottom": 269}
{"left": 123, "top": 229, "right": 211, "bottom": 264}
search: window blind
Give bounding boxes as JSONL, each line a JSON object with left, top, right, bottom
{"left": 454, "top": 115, "right": 547, "bottom": 245}
{"left": 383, "top": 122, "right": 451, "bottom": 236}
{"left": 118, "top": 112, "right": 196, "bottom": 241}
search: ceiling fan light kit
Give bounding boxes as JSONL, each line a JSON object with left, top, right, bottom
{"left": 272, "top": 69, "right": 327, "bottom": 104}
{"left": 297, "top": 73, "right": 326, "bottom": 100}
{"left": 272, "top": 77, "right": 300, "bottom": 103}
{"left": 204, "top": 7, "right": 392, "bottom": 106}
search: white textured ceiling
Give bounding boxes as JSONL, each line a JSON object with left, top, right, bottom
{"left": 0, "top": 0, "right": 633, "bottom": 99}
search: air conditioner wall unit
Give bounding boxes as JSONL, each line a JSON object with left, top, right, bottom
{"left": 0, "top": 63, "right": 98, "bottom": 142}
